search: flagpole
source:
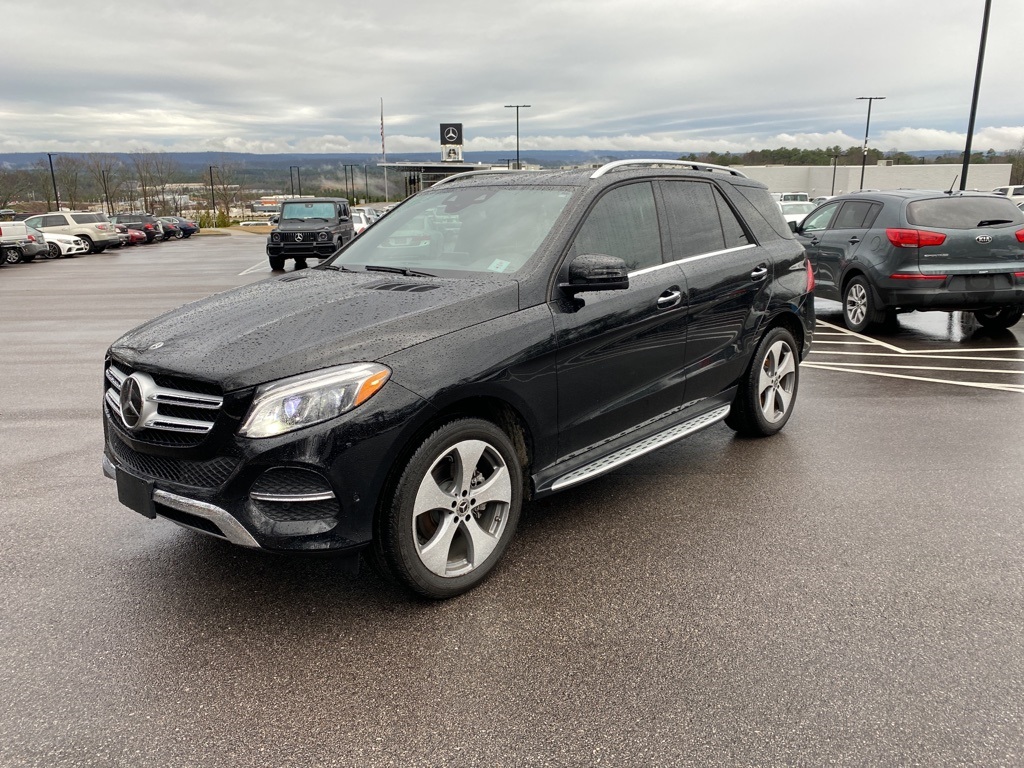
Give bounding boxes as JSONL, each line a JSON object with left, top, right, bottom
{"left": 380, "top": 97, "right": 389, "bottom": 203}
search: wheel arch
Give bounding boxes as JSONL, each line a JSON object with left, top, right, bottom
{"left": 373, "top": 395, "right": 536, "bottom": 531}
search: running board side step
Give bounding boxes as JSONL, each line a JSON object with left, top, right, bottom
{"left": 550, "top": 405, "right": 731, "bottom": 492}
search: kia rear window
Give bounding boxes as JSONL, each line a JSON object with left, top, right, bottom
{"left": 906, "top": 197, "right": 1024, "bottom": 229}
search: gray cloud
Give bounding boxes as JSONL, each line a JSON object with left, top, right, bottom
{"left": 2, "top": 0, "right": 1022, "bottom": 153}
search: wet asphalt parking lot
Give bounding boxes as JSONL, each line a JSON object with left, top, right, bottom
{"left": 2, "top": 232, "right": 1023, "bottom": 767}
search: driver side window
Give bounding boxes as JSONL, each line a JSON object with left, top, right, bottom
{"left": 570, "top": 182, "right": 662, "bottom": 272}
{"left": 801, "top": 203, "right": 839, "bottom": 233}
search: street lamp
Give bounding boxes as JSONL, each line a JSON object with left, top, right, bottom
{"left": 290, "top": 165, "right": 302, "bottom": 196}
{"left": 504, "top": 104, "right": 531, "bottom": 170}
{"left": 208, "top": 165, "right": 217, "bottom": 221}
{"left": 101, "top": 169, "right": 112, "bottom": 216}
{"left": 829, "top": 151, "right": 843, "bottom": 195}
{"left": 47, "top": 153, "right": 60, "bottom": 210}
{"left": 960, "top": 0, "right": 992, "bottom": 190}
{"left": 856, "top": 96, "right": 885, "bottom": 190}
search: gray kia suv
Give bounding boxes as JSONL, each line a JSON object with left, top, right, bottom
{"left": 793, "top": 190, "right": 1024, "bottom": 331}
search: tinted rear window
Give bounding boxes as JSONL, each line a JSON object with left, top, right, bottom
{"left": 71, "top": 213, "right": 105, "bottom": 224}
{"left": 906, "top": 197, "right": 1024, "bottom": 229}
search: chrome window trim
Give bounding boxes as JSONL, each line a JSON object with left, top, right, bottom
{"left": 628, "top": 243, "right": 757, "bottom": 278}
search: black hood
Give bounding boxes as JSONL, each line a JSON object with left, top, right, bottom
{"left": 109, "top": 270, "right": 520, "bottom": 391}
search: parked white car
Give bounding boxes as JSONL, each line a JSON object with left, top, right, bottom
{"left": 351, "top": 210, "right": 371, "bottom": 235}
{"left": 778, "top": 201, "right": 817, "bottom": 225}
{"left": 992, "top": 185, "right": 1024, "bottom": 205}
{"left": 45, "top": 232, "right": 90, "bottom": 258}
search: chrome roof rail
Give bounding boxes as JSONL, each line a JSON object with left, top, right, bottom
{"left": 590, "top": 159, "right": 748, "bottom": 179}
{"left": 431, "top": 169, "right": 534, "bottom": 186}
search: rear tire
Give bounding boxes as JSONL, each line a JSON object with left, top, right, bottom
{"left": 79, "top": 235, "right": 96, "bottom": 254}
{"left": 268, "top": 255, "right": 285, "bottom": 270}
{"left": 726, "top": 326, "right": 800, "bottom": 437}
{"left": 4, "top": 247, "right": 23, "bottom": 264}
{"left": 974, "top": 306, "right": 1024, "bottom": 330}
{"left": 843, "top": 275, "right": 884, "bottom": 333}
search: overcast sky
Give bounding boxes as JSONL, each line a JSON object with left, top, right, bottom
{"left": 3, "top": 0, "right": 1022, "bottom": 156}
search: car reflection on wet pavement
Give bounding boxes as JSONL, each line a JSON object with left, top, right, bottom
{"left": 809, "top": 299, "right": 1024, "bottom": 393}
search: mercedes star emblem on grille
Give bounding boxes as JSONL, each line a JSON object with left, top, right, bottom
{"left": 295, "top": 233, "right": 304, "bottom": 241}
{"left": 120, "top": 375, "right": 145, "bottom": 430}
{"left": 118, "top": 372, "right": 160, "bottom": 432}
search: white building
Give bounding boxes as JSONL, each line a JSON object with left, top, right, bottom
{"left": 736, "top": 162, "right": 1012, "bottom": 197}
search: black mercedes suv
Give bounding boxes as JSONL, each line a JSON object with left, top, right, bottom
{"left": 793, "top": 189, "right": 1024, "bottom": 332}
{"left": 266, "top": 197, "right": 355, "bottom": 270}
{"left": 103, "top": 161, "right": 815, "bottom": 598}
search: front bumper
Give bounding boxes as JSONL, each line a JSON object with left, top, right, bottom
{"left": 102, "top": 377, "right": 433, "bottom": 553}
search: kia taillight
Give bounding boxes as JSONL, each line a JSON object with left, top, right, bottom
{"left": 1016, "top": 229, "right": 1024, "bottom": 243}
{"left": 805, "top": 259, "right": 814, "bottom": 292}
{"left": 886, "top": 228, "right": 947, "bottom": 248}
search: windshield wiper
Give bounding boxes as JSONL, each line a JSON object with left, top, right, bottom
{"left": 977, "top": 219, "right": 1013, "bottom": 226}
{"left": 364, "top": 265, "right": 437, "bottom": 278}
{"left": 319, "top": 264, "right": 356, "bottom": 272}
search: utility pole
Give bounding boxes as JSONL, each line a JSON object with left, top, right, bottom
{"left": 504, "top": 104, "right": 531, "bottom": 169}
{"left": 960, "top": 0, "right": 992, "bottom": 190}
{"left": 856, "top": 97, "right": 885, "bottom": 190}
{"left": 47, "top": 153, "right": 60, "bottom": 210}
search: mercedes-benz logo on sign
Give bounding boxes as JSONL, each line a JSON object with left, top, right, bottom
{"left": 976, "top": 235, "right": 993, "bottom": 244}
{"left": 119, "top": 372, "right": 157, "bottom": 432}
{"left": 444, "top": 127, "right": 459, "bottom": 142}
{"left": 295, "top": 233, "right": 304, "bottom": 242}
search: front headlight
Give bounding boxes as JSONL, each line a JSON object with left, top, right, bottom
{"left": 238, "top": 363, "right": 391, "bottom": 439}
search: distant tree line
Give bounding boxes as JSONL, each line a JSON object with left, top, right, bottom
{"left": 0, "top": 151, "right": 393, "bottom": 214}
{"left": 679, "top": 142, "right": 1024, "bottom": 183}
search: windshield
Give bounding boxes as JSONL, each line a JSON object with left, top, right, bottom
{"left": 281, "top": 202, "right": 337, "bottom": 220}
{"left": 327, "top": 186, "right": 572, "bottom": 276}
{"left": 906, "top": 197, "right": 1024, "bottom": 229}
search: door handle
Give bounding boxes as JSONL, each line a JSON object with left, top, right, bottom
{"left": 657, "top": 288, "right": 682, "bottom": 309}
{"left": 750, "top": 266, "right": 769, "bottom": 281}
{"left": 808, "top": 237, "right": 819, "bottom": 245}
{"left": 848, "top": 236, "right": 861, "bottom": 245}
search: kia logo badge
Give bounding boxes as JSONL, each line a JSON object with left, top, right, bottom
{"left": 976, "top": 235, "right": 993, "bottom": 244}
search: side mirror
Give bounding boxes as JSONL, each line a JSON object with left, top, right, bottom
{"left": 788, "top": 220, "right": 798, "bottom": 233}
{"left": 559, "top": 254, "right": 630, "bottom": 294}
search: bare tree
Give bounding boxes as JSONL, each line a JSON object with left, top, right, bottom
{"left": 130, "top": 151, "right": 159, "bottom": 213}
{"left": 0, "top": 168, "right": 32, "bottom": 209}
{"left": 1010, "top": 138, "right": 1024, "bottom": 185}
{"left": 54, "top": 155, "right": 85, "bottom": 210}
{"left": 84, "top": 153, "right": 127, "bottom": 216}
{"left": 151, "top": 152, "right": 182, "bottom": 215}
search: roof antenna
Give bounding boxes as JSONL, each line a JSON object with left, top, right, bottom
{"left": 946, "top": 175, "right": 959, "bottom": 195}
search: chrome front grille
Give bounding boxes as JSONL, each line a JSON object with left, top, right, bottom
{"left": 105, "top": 363, "right": 223, "bottom": 438}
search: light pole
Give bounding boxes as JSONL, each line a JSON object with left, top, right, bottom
{"left": 47, "top": 153, "right": 60, "bottom": 210}
{"left": 856, "top": 96, "right": 885, "bottom": 190}
{"left": 289, "top": 165, "right": 302, "bottom": 196}
{"left": 208, "top": 165, "right": 217, "bottom": 222}
{"left": 960, "top": 0, "right": 992, "bottom": 190}
{"left": 289, "top": 166, "right": 296, "bottom": 197}
{"left": 829, "top": 152, "right": 842, "bottom": 195}
{"left": 504, "top": 104, "right": 531, "bottom": 169}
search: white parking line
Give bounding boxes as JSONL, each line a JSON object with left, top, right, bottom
{"left": 808, "top": 320, "right": 1024, "bottom": 393}
{"left": 239, "top": 262, "right": 270, "bottom": 276}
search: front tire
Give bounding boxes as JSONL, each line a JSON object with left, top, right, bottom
{"left": 46, "top": 242, "right": 61, "bottom": 259}
{"left": 843, "top": 275, "right": 884, "bottom": 332}
{"left": 726, "top": 326, "right": 800, "bottom": 437}
{"left": 974, "top": 306, "right": 1024, "bottom": 330}
{"left": 268, "top": 255, "right": 285, "bottom": 270}
{"left": 373, "top": 418, "right": 523, "bottom": 599}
